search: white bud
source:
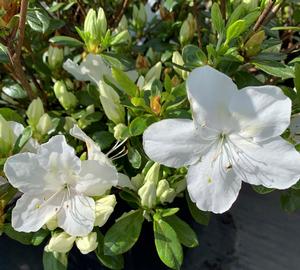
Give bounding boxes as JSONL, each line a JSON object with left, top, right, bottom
{"left": 36, "top": 113, "right": 53, "bottom": 135}
{"left": 54, "top": 81, "right": 78, "bottom": 111}
{"left": 172, "top": 51, "right": 188, "bottom": 79}
{"left": 144, "top": 162, "right": 160, "bottom": 184}
{"left": 75, "top": 232, "right": 98, "bottom": 254}
{"left": 45, "top": 215, "right": 58, "bottom": 231}
{"left": 94, "top": 195, "right": 116, "bottom": 227}
{"left": 26, "top": 97, "right": 44, "bottom": 127}
{"left": 46, "top": 232, "right": 76, "bottom": 253}
{"left": 138, "top": 181, "right": 156, "bottom": 209}
{"left": 48, "top": 46, "right": 64, "bottom": 70}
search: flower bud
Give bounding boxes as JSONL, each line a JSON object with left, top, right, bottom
{"left": 36, "top": 113, "right": 53, "bottom": 135}
{"left": 138, "top": 181, "right": 156, "bottom": 209}
{"left": 156, "top": 179, "right": 170, "bottom": 198}
{"left": 113, "top": 123, "right": 129, "bottom": 140}
{"left": 26, "top": 97, "right": 44, "bottom": 127}
{"left": 48, "top": 45, "right": 64, "bottom": 70}
{"left": 46, "top": 216, "right": 58, "bottom": 231}
{"left": 179, "top": 13, "right": 196, "bottom": 45}
{"left": 144, "top": 162, "right": 160, "bottom": 184}
{"left": 99, "top": 81, "right": 125, "bottom": 124}
{"left": 150, "top": 96, "right": 161, "bottom": 115}
{"left": 84, "top": 9, "right": 98, "bottom": 38}
{"left": 97, "top": 7, "right": 107, "bottom": 37}
{"left": 46, "top": 232, "right": 76, "bottom": 253}
{"left": 244, "top": 30, "right": 265, "bottom": 57}
{"left": 172, "top": 51, "right": 188, "bottom": 79}
{"left": 63, "top": 117, "right": 77, "bottom": 132}
{"left": 94, "top": 195, "right": 116, "bottom": 227}
{"left": 75, "top": 232, "right": 98, "bottom": 255}
{"left": 160, "top": 188, "right": 176, "bottom": 204}
{"left": 54, "top": 81, "right": 78, "bottom": 111}
{"left": 0, "top": 115, "right": 14, "bottom": 157}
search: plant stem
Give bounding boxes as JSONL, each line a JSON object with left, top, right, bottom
{"left": 253, "top": 0, "right": 275, "bottom": 32}
{"left": 193, "top": 0, "right": 202, "bottom": 48}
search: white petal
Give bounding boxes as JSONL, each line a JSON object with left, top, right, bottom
{"left": 117, "top": 173, "right": 135, "bottom": 189}
{"left": 229, "top": 86, "right": 291, "bottom": 141}
{"left": 70, "top": 125, "right": 112, "bottom": 166}
{"left": 38, "top": 135, "right": 81, "bottom": 174}
{"left": 63, "top": 54, "right": 111, "bottom": 85}
{"left": 12, "top": 192, "right": 64, "bottom": 232}
{"left": 57, "top": 193, "right": 95, "bottom": 237}
{"left": 229, "top": 135, "right": 300, "bottom": 189}
{"left": 186, "top": 66, "right": 237, "bottom": 130}
{"left": 75, "top": 160, "right": 118, "bottom": 196}
{"left": 4, "top": 152, "right": 55, "bottom": 192}
{"left": 143, "top": 119, "right": 213, "bottom": 168}
{"left": 187, "top": 143, "right": 241, "bottom": 213}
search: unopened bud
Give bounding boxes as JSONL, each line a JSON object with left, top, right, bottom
{"left": 138, "top": 181, "right": 156, "bottom": 209}
{"left": 113, "top": 123, "right": 129, "bottom": 140}
{"left": 244, "top": 30, "right": 265, "bottom": 57}
{"left": 150, "top": 96, "right": 161, "bottom": 115}
{"left": 94, "top": 195, "right": 116, "bottom": 227}
{"left": 36, "top": 113, "right": 53, "bottom": 135}
{"left": 144, "top": 162, "right": 160, "bottom": 184}
{"left": 179, "top": 13, "right": 196, "bottom": 45}
{"left": 46, "top": 232, "right": 75, "bottom": 253}
{"left": 48, "top": 45, "right": 64, "bottom": 70}
{"left": 99, "top": 81, "right": 124, "bottom": 124}
{"left": 26, "top": 98, "right": 44, "bottom": 127}
{"left": 75, "top": 232, "right": 98, "bottom": 254}
{"left": 54, "top": 81, "right": 78, "bottom": 110}
{"left": 46, "top": 215, "right": 58, "bottom": 231}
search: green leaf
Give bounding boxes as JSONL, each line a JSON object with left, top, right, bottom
{"left": 156, "top": 208, "right": 179, "bottom": 218}
{"left": 27, "top": 10, "right": 50, "bottom": 33}
{"left": 0, "top": 43, "right": 9, "bottom": 63}
{"left": 252, "top": 60, "right": 295, "bottom": 80}
{"left": 252, "top": 185, "right": 274, "bottom": 194}
{"left": 186, "top": 191, "right": 210, "bottom": 226}
{"left": 164, "top": 0, "right": 179, "bottom": 12}
{"left": 153, "top": 218, "right": 183, "bottom": 270}
{"left": 3, "top": 224, "right": 33, "bottom": 245}
{"left": 2, "top": 83, "right": 27, "bottom": 99}
{"left": 294, "top": 64, "right": 300, "bottom": 98}
{"left": 111, "top": 67, "right": 138, "bottom": 97}
{"left": 0, "top": 108, "right": 24, "bottom": 124}
{"left": 129, "top": 117, "right": 149, "bottom": 136}
{"left": 211, "top": 3, "right": 224, "bottom": 34}
{"left": 104, "top": 210, "right": 144, "bottom": 255}
{"left": 92, "top": 131, "right": 114, "bottom": 150}
{"left": 234, "top": 71, "right": 263, "bottom": 88}
{"left": 31, "top": 229, "right": 50, "bottom": 246}
{"left": 128, "top": 146, "right": 142, "bottom": 169}
{"left": 226, "top": 19, "right": 247, "bottom": 44}
{"left": 226, "top": 3, "right": 246, "bottom": 28}
{"left": 12, "top": 126, "right": 33, "bottom": 154}
{"left": 164, "top": 215, "right": 199, "bottom": 248}
{"left": 95, "top": 230, "right": 124, "bottom": 270}
{"left": 43, "top": 251, "right": 68, "bottom": 270}
{"left": 49, "top": 36, "right": 83, "bottom": 47}
{"left": 182, "top": 45, "right": 207, "bottom": 67}
{"left": 271, "top": 26, "right": 300, "bottom": 31}
{"left": 280, "top": 189, "right": 300, "bottom": 213}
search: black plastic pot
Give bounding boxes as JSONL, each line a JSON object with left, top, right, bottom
{"left": 1, "top": 185, "right": 300, "bottom": 270}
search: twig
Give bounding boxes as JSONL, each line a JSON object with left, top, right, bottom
{"left": 76, "top": 0, "right": 86, "bottom": 17}
{"left": 110, "top": 0, "right": 130, "bottom": 28}
{"left": 14, "top": 0, "right": 28, "bottom": 59}
{"left": 192, "top": 0, "right": 202, "bottom": 48}
{"left": 253, "top": 0, "right": 275, "bottom": 32}
{"left": 220, "top": 0, "right": 226, "bottom": 20}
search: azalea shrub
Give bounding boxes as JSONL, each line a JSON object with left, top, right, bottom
{"left": 1, "top": 0, "right": 300, "bottom": 269}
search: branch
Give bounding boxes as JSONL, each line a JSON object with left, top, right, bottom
{"left": 111, "top": 0, "right": 130, "bottom": 28}
{"left": 253, "top": 0, "right": 275, "bottom": 32}
{"left": 220, "top": 0, "right": 226, "bottom": 20}
{"left": 192, "top": 0, "right": 202, "bottom": 48}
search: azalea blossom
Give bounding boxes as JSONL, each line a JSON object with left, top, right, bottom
{"left": 63, "top": 53, "right": 138, "bottom": 86}
{"left": 143, "top": 66, "right": 300, "bottom": 213}
{"left": 4, "top": 135, "right": 118, "bottom": 236}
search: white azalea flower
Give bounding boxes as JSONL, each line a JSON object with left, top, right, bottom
{"left": 143, "top": 66, "right": 300, "bottom": 213}
{"left": 63, "top": 53, "right": 138, "bottom": 86}
{"left": 4, "top": 135, "right": 118, "bottom": 236}
{"left": 70, "top": 125, "right": 133, "bottom": 189}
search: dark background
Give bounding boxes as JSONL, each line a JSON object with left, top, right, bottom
{"left": 1, "top": 185, "right": 300, "bottom": 270}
